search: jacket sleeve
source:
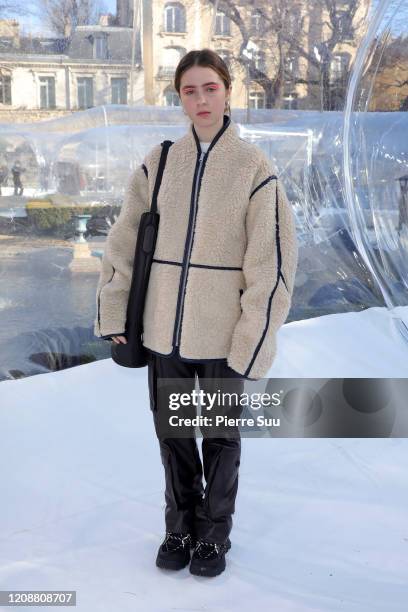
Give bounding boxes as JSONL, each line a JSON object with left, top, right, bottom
{"left": 227, "top": 153, "right": 299, "bottom": 380}
{"left": 93, "top": 161, "right": 151, "bottom": 339}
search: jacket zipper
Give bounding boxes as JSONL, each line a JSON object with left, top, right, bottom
{"left": 174, "top": 150, "right": 206, "bottom": 349}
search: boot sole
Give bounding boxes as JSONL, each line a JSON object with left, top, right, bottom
{"left": 189, "top": 540, "right": 231, "bottom": 577}
{"left": 156, "top": 555, "right": 190, "bottom": 571}
{"left": 189, "top": 556, "right": 226, "bottom": 577}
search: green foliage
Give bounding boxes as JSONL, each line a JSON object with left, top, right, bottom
{"left": 25, "top": 204, "right": 119, "bottom": 233}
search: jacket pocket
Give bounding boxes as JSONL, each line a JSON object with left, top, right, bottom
{"left": 97, "top": 267, "right": 116, "bottom": 331}
{"left": 239, "top": 288, "right": 244, "bottom": 312}
{"left": 204, "top": 446, "right": 222, "bottom": 517}
{"left": 279, "top": 270, "right": 289, "bottom": 293}
{"left": 206, "top": 445, "right": 240, "bottom": 518}
{"left": 180, "top": 267, "right": 244, "bottom": 354}
{"left": 160, "top": 444, "right": 183, "bottom": 510}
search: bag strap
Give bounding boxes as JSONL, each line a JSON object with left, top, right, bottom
{"left": 150, "top": 140, "right": 173, "bottom": 214}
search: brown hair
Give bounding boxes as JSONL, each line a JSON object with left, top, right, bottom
{"left": 174, "top": 48, "right": 232, "bottom": 115}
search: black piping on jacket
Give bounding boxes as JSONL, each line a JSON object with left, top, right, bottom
{"left": 243, "top": 179, "right": 287, "bottom": 378}
{"left": 99, "top": 115, "right": 289, "bottom": 379}
{"left": 152, "top": 258, "right": 242, "bottom": 271}
{"left": 249, "top": 174, "right": 277, "bottom": 199}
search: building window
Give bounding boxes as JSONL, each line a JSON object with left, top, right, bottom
{"left": 0, "top": 38, "right": 12, "bottom": 50}
{"left": 330, "top": 53, "right": 349, "bottom": 83}
{"left": 252, "top": 50, "right": 266, "bottom": 72}
{"left": 287, "top": 8, "right": 300, "bottom": 36}
{"left": 284, "top": 55, "right": 298, "bottom": 81}
{"left": 39, "top": 76, "right": 56, "bottom": 109}
{"left": 164, "top": 89, "right": 180, "bottom": 106}
{"left": 338, "top": 9, "right": 353, "bottom": 42}
{"left": 164, "top": 3, "right": 185, "bottom": 33}
{"left": 94, "top": 35, "right": 108, "bottom": 59}
{"left": 283, "top": 92, "right": 298, "bottom": 109}
{"left": 217, "top": 49, "right": 231, "bottom": 69}
{"left": 215, "top": 10, "right": 230, "bottom": 35}
{"left": 161, "top": 46, "right": 185, "bottom": 77}
{"left": 39, "top": 40, "right": 55, "bottom": 51}
{"left": 111, "top": 77, "right": 127, "bottom": 104}
{"left": 77, "top": 77, "right": 94, "bottom": 109}
{"left": 0, "top": 74, "right": 11, "bottom": 104}
{"left": 249, "top": 90, "right": 265, "bottom": 109}
{"left": 251, "top": 10, "right": 262, "bottom": 35}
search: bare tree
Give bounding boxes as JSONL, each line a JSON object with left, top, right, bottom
{"left": 366, "top": 34, "right": 408, "bottom": 111}
{"left": 36, "top": 0, "right": 106, "bottom": 37}
{"left": 197, "top": 0, "right": 367, "bottom": 110}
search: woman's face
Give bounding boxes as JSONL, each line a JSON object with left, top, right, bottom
{"left": 179, "top": 65, "right": 230, "bottom": 126}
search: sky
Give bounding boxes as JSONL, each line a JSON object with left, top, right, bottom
{"left": 5, "top": 0, "right": 117, "bottom": 37}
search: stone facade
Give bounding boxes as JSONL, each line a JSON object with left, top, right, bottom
{"left": 0, "top": 0, "right": 371, "bottom": 123}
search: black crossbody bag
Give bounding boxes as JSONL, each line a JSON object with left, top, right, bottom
{"left": 111, "top": 140, "right": 173, "bottom": 368}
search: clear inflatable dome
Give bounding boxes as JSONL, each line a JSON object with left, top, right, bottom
{"left": 343, "top": 0, "right": 408, "bottom": 339}
{"left": 0, "top": 0, "right": 407, "bottom": 380}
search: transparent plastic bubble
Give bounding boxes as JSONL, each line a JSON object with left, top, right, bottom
{"left": 343, "top": 0, "right": 408, "bottom": 338}
{"left": 1, "top": 1, "right": 406, "bottom": 379}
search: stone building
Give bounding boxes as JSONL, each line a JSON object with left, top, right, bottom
{"left": 0, "top": 9, "right": 142, "bottom": 123}
{"left": 0, "top": 0, "right": 371, "bottom": 123}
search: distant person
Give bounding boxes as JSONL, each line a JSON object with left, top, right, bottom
{"left": 0, "top": 164, "right": 8, "bottom": 196}
{"left": 12, "top": 160, "right": 25, "bottom": 196}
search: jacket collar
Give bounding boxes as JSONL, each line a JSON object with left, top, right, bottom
{"left": 185, "top": 113, "right": 239, "bottom": 155}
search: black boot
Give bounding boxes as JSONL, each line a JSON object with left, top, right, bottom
{"left": 156, "top": 532, "right": 193, "bottom": 570}
{"left": 189, "top": 538, "right": 231, "bottom": 577}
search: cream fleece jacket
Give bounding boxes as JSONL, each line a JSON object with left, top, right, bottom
{"left": 94, "top": 114, "right": 298, "bottom": 380}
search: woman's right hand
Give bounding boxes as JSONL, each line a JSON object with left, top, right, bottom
{"left": 111, "top": 335, "right": 127, "bottom": 344}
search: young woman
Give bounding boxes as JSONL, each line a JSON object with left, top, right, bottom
{"left": 94, "top": 49, "right": 298, "bottom": 577}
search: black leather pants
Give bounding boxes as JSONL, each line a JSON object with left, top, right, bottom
{"left": 147, "top": 351, "right": 245, "bottom": 543}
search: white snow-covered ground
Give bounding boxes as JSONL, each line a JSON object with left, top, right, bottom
{"left": 1, "top": 306, "right": 408, "bottom": 611}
